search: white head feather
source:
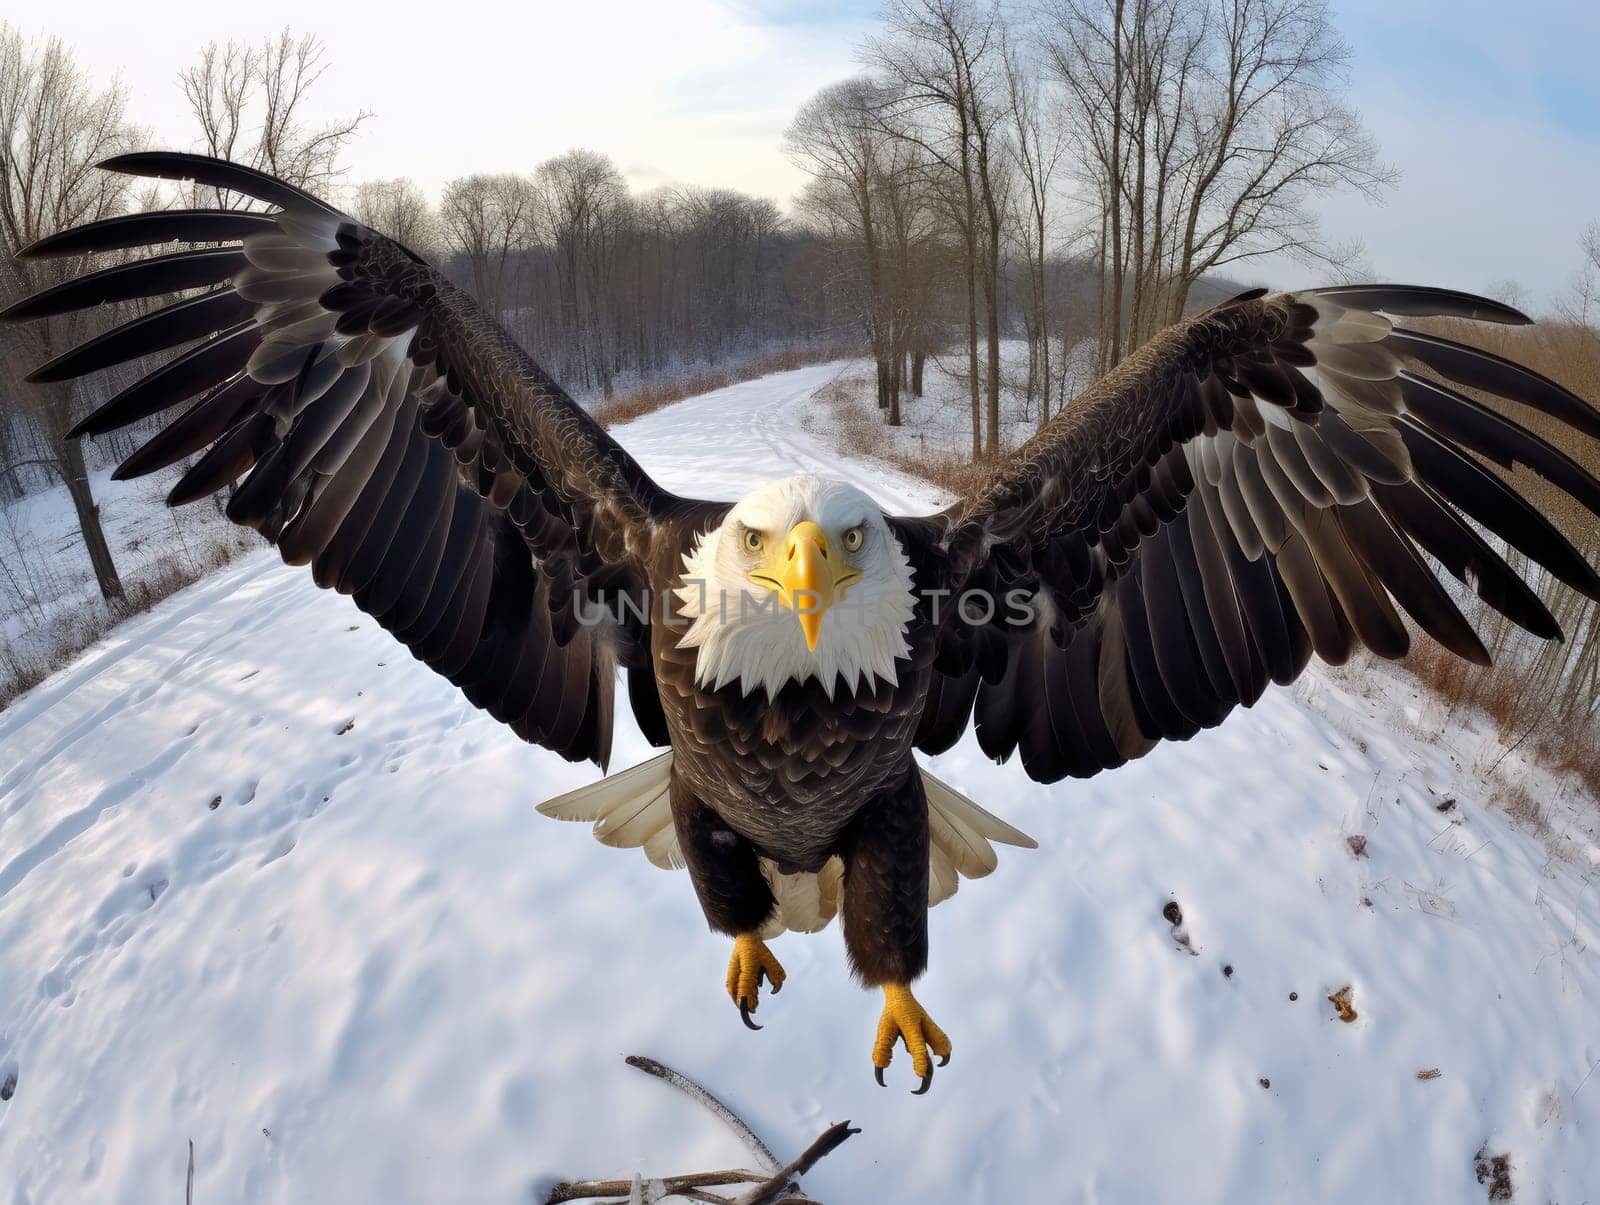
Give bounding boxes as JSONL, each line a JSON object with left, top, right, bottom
{"left": 673, "top": 476, "right": 916, "bottom": 700}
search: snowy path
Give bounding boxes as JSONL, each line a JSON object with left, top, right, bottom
{"left": 2, "top": 362, "right": 1598, "bottom": 1203}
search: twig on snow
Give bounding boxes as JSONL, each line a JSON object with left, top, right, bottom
{"left": 543, "top": 1170, "right": 764, "bottom": 1203}
{"left": 624, "top": 1055, "right": 781, "bottom": 1173}
{"left": 731, "top": 1122, "right": 861, "bottom": 1205}
{"left": 541, "top": 1055, "right": 860, "bottom": 1204}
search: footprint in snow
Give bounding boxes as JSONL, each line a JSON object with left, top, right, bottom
{"left": 1163, "top": 900, "right": 1198, "bottom": 956}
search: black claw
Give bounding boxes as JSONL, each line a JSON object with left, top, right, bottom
{"left": 771, "top": 979, "right": 781, "bottom": 994}
{"left": 874, "top": 1066, "right": 886, "bottom": 1088}
{"left": 938, "top": 1052, "right": 951, "bottom": 1067}
{"left": 912, "top": 1070, "right": 933, "bottom": 1095}
{"left": 739, "top": 999, "right": 762, "bottom": 1031}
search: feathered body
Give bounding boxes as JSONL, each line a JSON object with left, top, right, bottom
{"left": 653, "top": 476, "right": 927, "bottom": 871}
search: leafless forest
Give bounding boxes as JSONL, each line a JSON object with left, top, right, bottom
{"left": 1, "top": 3, "right": 1598, "bottom": 802}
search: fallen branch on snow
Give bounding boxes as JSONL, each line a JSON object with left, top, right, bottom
{"left": 542, "top": 1054, "right": 860, "bottom": 1204}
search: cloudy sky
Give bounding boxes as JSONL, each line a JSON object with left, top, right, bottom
{"left": 16, "top": 0, "right": 1600, "bottom": 307}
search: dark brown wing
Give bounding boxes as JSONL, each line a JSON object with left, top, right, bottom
{"left": 2, "top": 153, "right": 701, "bottom": 769}
{"left": 904, "top": 286, "right": 1600, "bottom": 782}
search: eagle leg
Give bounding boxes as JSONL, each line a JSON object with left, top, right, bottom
{"left": 726, "top": 932, "right": 787, "bottom": 1030}
{"left": 839, "top": 770, "right": 945, "bottom": 1091}
{"left": 669, "top": 775, "right": 783, "bottom": 1029}
{"left": 872, "top": 982, "right": 951, "bottom": 1094}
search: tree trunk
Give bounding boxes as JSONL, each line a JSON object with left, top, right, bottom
{"left": 985, "top": 280, "right": 1001, "bottom": 455}
{"left": 57, "top": 432, "right": 124, "bottom": 603}
{"left": 1026, "top": 331, "right": 1039, "bottom": 407}
{"left": 1108, "top": 0, "right": 1127, "bottom": 367}
{"left": 1038, "top": 332, "right": 1052, "bottom": 429}
{"left": 964, "top": 244, "right": 981, "bottom": 459}
{"left": 982, "top": 202, "right": 1002, "bottom": 456}
{"left": 887, "top": 352, "right": 902, "bottom": 427}
{"left": 911, "top": 350, "right": 925, "bottom": 398}
{"left": 958, "top": 105, "right": 981, "bottom": 461}
{"left": 1036, "top": 208, "right": 1050, "bottom": 428}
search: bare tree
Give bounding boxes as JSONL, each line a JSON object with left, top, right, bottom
{"left": 1049, "top": 0, "right": 1198, "bottom": 364}
{"left": 672, "top": 185, "right": 787, "bottom": 363}
{"left": 438, "top": 172, "right": 536, "bottom": 319}
{"left": 179, "top": 28, "right": 368, "bottom": 201}
{"left": 789, "top": 78, "right": 948, "bottom": 426}
{"left": 790, "top": 79, "right": 895, "bottom": 420}
{"left": 431, "top": 165, "right": 829, "bottom": 394}
{"left": 1002, "top": 24, "right": 1067, "bottom": 426}
{"left": 353, "top": 177, "right": 438, "bottom": 255}
{"left": 1048, "top": 0, "right": 1395, "bottom": 361}
{"left": 878, "top": 139, "right": 944, "bottom": 409}
{"left": 866, "top": 0, "right": 1006, "bottom": 457}
{"left": 0, "top": 24, "right": 133, "bottom": 600}
{"left": 1559, "top": 221, "right": 1600, "bottom": 333}
{"left": 534, "top": 150, "right": 630, "bottom": 397}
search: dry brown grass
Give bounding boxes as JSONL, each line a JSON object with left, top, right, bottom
{"left": 1391, "top": 318, "right": 1600, "bottom": 805}
{"left": 805, "top": 372, "right": 999, "bottom": 501}
{"left": 592, "top": 345, "right": 854, "bottom": 430}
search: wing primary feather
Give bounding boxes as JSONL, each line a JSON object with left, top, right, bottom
{"left": 17, "top": 209, "right": 280, "bottom": 258}
{"left": 1337, "top": 500, "right": 1489, "bottom": 665}
{"left": 1400, "top": 419, "right": 1600, "bottom": 602}
{"left": 1388, "top": 328, "right": 1600, "bottom": 441}
{"left": 1399, "top": 372, "right": 1600, "bottom": 517}
{"left": 97, "top": 152, "right": 345, "bottom": 218}
{"left": 1301, "top": 508, "right": 1409, "bottom": 659}
{"left": 1313, "top": 285, "right": 1531, "bottom": 324}
{"left": 27, "top": 288, "right": 255, "bottom": 383}
{"left": 71, "top": 322, "right": 261, "bottom": 438}
{"left": 1372, "top": 480, "right": 1561, "bottom": 641}
{"left": 119, "top": 379, "right": 265, "bottom": 483}
{"left": 1, "top": 247, "right": 247, "bottom": 323}
{"left": 167, "top": 410, "right": 272, "bottom": 505}
{"left": 321, "top": 398, "right": 414, "bottom": 592}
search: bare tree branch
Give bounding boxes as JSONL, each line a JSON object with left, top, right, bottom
{"left": 540, "top": 1056, "right": 860, "bottom": 1205}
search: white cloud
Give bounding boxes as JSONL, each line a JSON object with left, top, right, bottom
{"left": 15, "top": 0, "right": 866, "bottom": 205}
{"left": 17, "top": 2, "right": 1594, "bottom": 306}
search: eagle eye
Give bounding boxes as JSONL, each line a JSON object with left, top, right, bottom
{"left": 744, "top": 528, "right": 763, "bottom": 553}
{"left": 842, "top": 525, "right": 864, "bottom": 552}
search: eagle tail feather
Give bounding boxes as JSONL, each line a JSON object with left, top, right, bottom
{"left": 535, "top": 754, "right": 1036, "bottom": 933}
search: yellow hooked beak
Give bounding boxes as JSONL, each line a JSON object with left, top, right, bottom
{"left": 749, "top": 520, "right": 860, "bottom": 652}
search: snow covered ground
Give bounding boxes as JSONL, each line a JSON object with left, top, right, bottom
{"left": 2, "top": 360, "right": 1598, "bottom": 1203}
{"left": 0, "top": 464, "right": 255, "bottom": 704}
{"left": 804, "top": 339, "right": 1098, "bottom": 472}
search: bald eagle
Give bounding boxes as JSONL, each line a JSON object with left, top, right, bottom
{"left": 8, "top": 155, "right": 1599, "bottom": 1094}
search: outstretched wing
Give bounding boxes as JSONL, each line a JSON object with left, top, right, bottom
{"left": 2, "top": 153, "right": 693, "bottom": 769}
{"left": 906, "top": 286, "right": 1600, "bottom": 782}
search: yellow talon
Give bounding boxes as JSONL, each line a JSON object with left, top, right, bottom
{"left": 872, "top": 982, "right": 951, "bottom": 1094}
{"left": 726, "top": 933, "right": 786, "bottom": 1030}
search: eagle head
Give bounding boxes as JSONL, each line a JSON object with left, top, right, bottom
{"left": 674, "top": 475, "right": 916, "bottom": 700}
